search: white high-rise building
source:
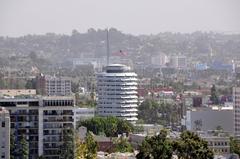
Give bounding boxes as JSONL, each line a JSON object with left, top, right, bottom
{"left": 96, "top": 64, "right": 138, "bottom": 123}
{"left": 233, "top": 87, "right": 240, "bottom": 137}
{"left": 0, "top": 107, "right": 10, "bottom": 159}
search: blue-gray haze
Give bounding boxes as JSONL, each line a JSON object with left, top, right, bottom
{"left": 0, "top": 0, "right": 240, "bottom": 36}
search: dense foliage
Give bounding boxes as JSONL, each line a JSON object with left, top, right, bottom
{"left": 230, "top": 137, "right": 240, "bottom": 156}
{"left": 78, "top": 116, "right": 134, "bottom": 137}
{"left": 138, "top": 99, "right": 181, "bottom": 126}
{"left": 136, "top": 129, "right": 173, "bottom": 159}
{"left": 61, "top": 128, "right": 74, "bottom": 159}
{"left": 137, "top": 130, "right": 214, "bottom": 159}
{"left": 114, "top": 136, "right": 133, "bottom": 153}
{"left": 85, "top": 132, "right": 98, "bottom": 159}
{"left": 210, "top": 84, "right": 219, "bottom": 104}
{"left": 18, "top": 136, "right": 29, "bottom": 159}
{"left": 173, "top": 131, "right": 214, "bottom": 159}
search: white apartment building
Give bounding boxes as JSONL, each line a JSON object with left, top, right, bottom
{"left": 96, "top": 64, "right": 138, "bottom": 123}
{"left": 233, "top": 87, "right": 240, "bottom": 137}
{"left": 0, "top": 107, "right": 10, "bottom": 159}
{"left": 45, "top": 75, "right": 72, "bottom": 96}
{"left": 0, "top": 96, "right": 75, "bottom": 159}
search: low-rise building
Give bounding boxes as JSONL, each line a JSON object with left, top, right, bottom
{"left": 202, "top": 136, "right": 230, "bottom": 155}
{"left": 185, "top": 106, "right": 234, "bottom": 135}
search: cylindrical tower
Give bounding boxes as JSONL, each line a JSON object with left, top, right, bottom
{"left": 96, "top": 64, "right": 138, "bottom": 123}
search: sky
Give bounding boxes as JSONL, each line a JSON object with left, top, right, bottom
{"left": 0, "top": 0, "right": 240, "bottom": 37}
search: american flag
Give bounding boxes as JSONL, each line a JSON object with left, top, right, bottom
{"left": 113, "top": 50, "right": 128, "bottom": 56}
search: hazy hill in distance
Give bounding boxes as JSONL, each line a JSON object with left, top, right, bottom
{"left": 0, "top": 28, "right": 240, "bottom": 66}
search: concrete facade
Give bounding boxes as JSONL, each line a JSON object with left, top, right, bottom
{"left": 0, "top": 96, "right": 75, "bottom": 159}
{"left": 0, "top": 107, "right": 10, "bottom": 159}
{"left": 233, "top": 87, "right": 240, "bottom": 137}
{"left": 36, "top": 74, "right": 72, "bottom": 96}
{"left": 186, "top": 107, "right": 234, "bottom": 135}
{"left": 74, "top": 107, "right": 95, "bottom": 123}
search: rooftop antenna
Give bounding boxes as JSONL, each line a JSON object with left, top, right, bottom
{"left": 106, "top": 28, "right": 110, "bottom": 66}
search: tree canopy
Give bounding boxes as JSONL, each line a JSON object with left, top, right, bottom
{"left": 78, "top": 116, "right": 134, "bottom": 137}
{"left": 230, "top": 137, "right": 240, "bottom": 156}
{"left": 136, "top": 129, "right": 173, "bottom": 159}
{"left": 114, "top": 136, "right": 133, "bottom": 153}
{"left": 137, "top": 130, "right": 214, "bottom": 159}
{"left": 210, "top": 84, "right": 219, "bottom": 104}
{"left": 138, "top": 99, "right": 181, "bottom": 126}
{"left": 173, "top": 131, "right": 214, "bottom": 159}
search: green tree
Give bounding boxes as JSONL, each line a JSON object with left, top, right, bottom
{"left": 230, "top": 137, "right": 240, "bottom": 156}
{"left": 173, "top": 131, "right": 214, "bottom": 159}
{"left": 138, "top": 99, "right": 180, "bottom": 126}
{"left": 18, "top": 136, "right": 29, "bottom": 159}
{"left": 61, "top": 128, "right": 74, "bottom": 159}
{"left": 136, "top": 129, "right": 173, "bottom": 159}
{"left": 114, "top": 136, "right": 133, "bottom": 153}
{"left": 210, "top": 84, "right": 219, "bottom": 104}
{"left": 29, "top": 51, "right": 38, "bottom": 60}
{"left": 0, "top": 76, "right": 6, "bottom": 89}
{"left": 85, "top": 132, "right": 98, "bottom": 159}
{"left": 10, "top": 133, "right": 16, "bottom": 159}
{"left": 37, "top": 156, "right": 45, "bottom": 159}
{"left": 25, "top": 79, "right": 36, "bottom": 89}
{"left": 75, "top": 136, "right": 87, "bottom": 159}
{"left": 78, "top": 116, "right": 134, "bottom": 137}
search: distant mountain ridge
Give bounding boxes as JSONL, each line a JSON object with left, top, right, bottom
{"left": 0, "top": 28, "right": 240, "bottom": 64}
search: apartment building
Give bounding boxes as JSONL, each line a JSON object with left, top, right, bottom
{"left": 96, "top": 64, "right": 138, "bottom": 123}
{"left": 233, "top": 87, "right": 240, "bottom": 137}
{"left": 0, "top": 96, "right": 75, "bottom": 159}
{"left": 36, "top": 74, "right": 72, "bottom": 96}
{"left": 0, "top": 107, "right": 10, "bottom": 159}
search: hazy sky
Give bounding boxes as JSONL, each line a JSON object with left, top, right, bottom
{"left": 0, "top": 0, "right": 240, "bottom": 37}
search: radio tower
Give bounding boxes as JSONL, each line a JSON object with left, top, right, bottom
{"left": 106, "top": 28, "right": 110, "bottom": 66}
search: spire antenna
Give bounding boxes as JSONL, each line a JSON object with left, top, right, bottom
{"left": 106, "top": 28, "right": 110, "bottom": 66}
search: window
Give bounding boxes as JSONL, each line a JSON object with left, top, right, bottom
{"left": 1, "top": 122, "right": 5, "bottom": 127}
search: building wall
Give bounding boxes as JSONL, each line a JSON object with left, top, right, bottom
{"left": 36, "top": 74, "right": 72, "bottom": 96}
{"left": 96, "top": 64, "right": 138, "bottom": 123}
{"left": 202, "top": 136, "right": 230, "bottom": 155}
{"left": 0, "top": 89, "right": 36, "bottom": 97}
{"left": 45, "top": 76, "right": 72, "bottom": 96}
{"left": 0, "top": 96, "right": 75, "bottom": 159}
{"left": 186, "top": 108, "right": 234, "bottom": 135}
{"left": 233, "top": 87, "right": 240, "bottom": 137}
{"left": 0, "top": 107, "right": 10, "bottom": 159}
{"left": 74, "top": 108, "right": 95, "bottom": 123}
